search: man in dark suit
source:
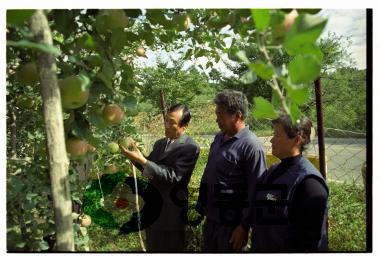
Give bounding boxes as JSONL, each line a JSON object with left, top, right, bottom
{"left": 120, "top": 104, "right": 200, "bottom": 252}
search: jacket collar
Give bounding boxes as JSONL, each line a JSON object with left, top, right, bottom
{"left": 158, "top": 134, "right": 189, "bottom": 160}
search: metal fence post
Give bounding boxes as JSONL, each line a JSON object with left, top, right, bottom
{"left": 314, "top": 77, "right": 327, "bottom": 180}
{"left": 314, "top": 77, "right": 330, "bottom": 250}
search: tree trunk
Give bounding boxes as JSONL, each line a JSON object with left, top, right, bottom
{"left": 29, "top": 10, "right": 74, "bottom": 251}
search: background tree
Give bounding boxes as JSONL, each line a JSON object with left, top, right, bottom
{"left": 137, "top": 60, "right": 214, "bottom": 113}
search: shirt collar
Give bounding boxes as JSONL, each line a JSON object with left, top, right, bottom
{"left": 219, "top": 126, "right": 249, "bottom": 143}
{"left": 234, "top": 125, "right": 249, "bottom": 139}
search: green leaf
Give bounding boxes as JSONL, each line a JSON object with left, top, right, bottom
{"left": 125, "top": 32, "right": 139, "bottom": 43}
{"left": 159, "top": 33, "right": 171, "bottom": 43}
{"left": 141, "top": 32, "right": 155, "bottom": 46}
{"left": 288, "top": 55, "right": 321, "bottom": 84}
{"left": 215, "top": 54, "right": 220, "bottom": 63}
{"left": 97, "top": 71, "right": 113, "bottom": 90}
{"left": 27, "top": 132, "right": 35, "bottom": 140}
{"left": 26, "top": 192, "right": 38, "bottom": 201}
{"left": 76, "top": 33, "right": 96, "bottom": 50}
{"left": 67, "top": 55, "right": 88, "bottom": 70}
{"left": 252, "top": 97, "right": 278, "bottom": 119}
{"left": 286, "top": 85, "right": 310, "bottom": 105}
{"left": 297, "top": 9, "right": 322, "bottom": 15}
{"left": 270, "top": 10, "right": 286, "bottom": 43}
{"left": 96, "top": 62, "right": 114, "bottom": 90}
{"left": 38, "top": 240, "right": 50, "bottom": 251}
{"left": 239, "top": 70, "right": 257, "bottom": 84}
{"left": 194, "top": 49, "right": 208, "bottom": 58}
{"left": 94, "top": 12, "right": 108, "bottom": 35}
{"left": 7, "top": 10, "right": 35, "bottom": 26}
{"left": 249, "top": 61, "right": 274, "bottom": 80}
{"left": 71, "top": 116, "right": 90, "bottom": 139}
{"left": 72, "top": 195, "right": 83, "bottom": 205}
{"left": 77, "top": 74, "right": 91, "bottom": 91}
{"left": 121, "top": 95, "right": 137, "bottom": 109}
{"left": 88, "top": 83, "right": 112, "bottom": 102}
{"left": 146, "top": 9, "right": 167, "bottom": 26}
{"left": 111, "top": 28, "right": 126, "bottom": 53}
{"left": 120, "top": 81, "right": 135, "bottom": 93}
{"left": 289, "top": 101, "right": 302, "bottom": 123}
{"left": 288, "top": 42, "right": 323, "bottom": 62}
{"left": 85, "top": 134, "right": 102, "bottom": 149}
{"left": 184, "top": 48, "right": 193, "bottom": 60}
{"left": 125, "top": 9, "right": 142, "bottom": 18}
{"left": 103, "top": 62, "right": 115, "bottom": 78}
{"left": 53, "top": 10, "right": 77, "bottom": 37}
{"left": 284, "top": 13, "right": 327, "bottom": 56}
{"left": 16, "top": 242, "right": 26, "bottom": 248}
{"left": 206, "top": 15, "right": 229, "bottom": 30}
{"left": 53, "top": 33, "right": 64, "bottom": 44}
{"left": 84, "top": 55, "right": 103, "bottom": 67}
{"left": 271, "top": 89, "right": 282, "bottom": 110}
{"left": 251, "top": 9, "right": 271, "bottom": 32}
{"left": 236, "top": 50, "right": 250, "bottom": 65}
{"left": 87, "top": 106, "right": 108, "bottom": 130}
{"left": 122, "top": 65, "right": 134, "bottom": 81}
{"left": 7, "top": 40, "right": 61, "bottom": 56}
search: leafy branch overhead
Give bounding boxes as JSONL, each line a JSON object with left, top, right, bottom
{"left": 247, "top": 9, "right": 327, "bottom": 123}
{"left": 7, "top": 9, "right": 327, "bottom": 129}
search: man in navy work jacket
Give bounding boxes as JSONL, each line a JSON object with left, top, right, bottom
{"left": 120, "top": 104, "right": 200, "bottom": 252}
{"left": 252, "top": 114, "right": 329, "bottom": 252}
{"left": 197, "top": 89, "right": 267, "bottom": 251}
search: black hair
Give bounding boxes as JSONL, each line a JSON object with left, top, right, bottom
{"left": 167, "top": 104, "right": 191, "bottom": 127}
{"left": 214, "top": 89, "right": 249, "bottom": 120}
{"left": 272, "top": 114, "right": 313, "bottom": 152}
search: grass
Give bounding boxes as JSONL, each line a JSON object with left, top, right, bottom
{"left": 86, "top": 149, "right": 367, "bottom": 252}
{"left": 88, "top": 223, "right": 144, "bottom": 252}
{"left": 327, "top": 180, "right": 366, "bottom": 252}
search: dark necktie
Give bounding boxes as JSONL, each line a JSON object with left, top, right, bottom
{"left": 165, "top": 139, "right": 173, "bottom": 151}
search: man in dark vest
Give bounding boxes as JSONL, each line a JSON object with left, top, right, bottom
{"left": 120, "top": 104, "right": 200, "bottom": 252}
{"left": 252, "top": 114, "right": 329, "bottom": 252}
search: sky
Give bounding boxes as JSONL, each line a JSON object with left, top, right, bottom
{"left": 319, "top": 9, "right": 367, "bottom": 70}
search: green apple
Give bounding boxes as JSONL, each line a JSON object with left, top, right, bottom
{"left": 103, "top": 104, "right": 125, "bottom": 125}
{"left": 105, "top": 164, "right": 118, "bottom": 173}
{"left": 16, "top": 62, "right": 39, "bottom": 85}
{"left": 59, "top": 75, "right": 90, "bottom": 109}
{"left": 96, "top": 9, "right": 129, "bottom": 34}
{"left": 173, "top": 14, "right": 191, "bottom": 31}
{"left": 105, "top": 9, "right": 129, "bottom": 29}
{"left": 66, "top": 137, "right": 88, "bottom": 160}
{"left": 79, "top": 214, "right": 92, "bottom": 227}
{"left": 119, "top": 136, "right": 135, "bottom": 150}
{"left": 136, "top": 46, "right": 146, "bottom": 57}
{"left": 107, "top": 142, "right": 120, "bottom": 153}
{"left": 17, "top": 96, "right": 34, "bottom": 109}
